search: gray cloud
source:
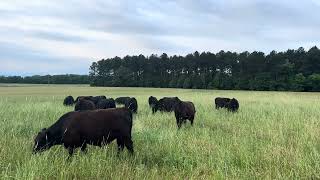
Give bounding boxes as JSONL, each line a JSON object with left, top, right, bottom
{"left": 31, "top": 31, "right": 88, "bottom": 42}
{"left": 0, "top": 42, "right": 90, "bottom": 76}
{"left": 0, "top": 0, "right": 320, "bottom": 75}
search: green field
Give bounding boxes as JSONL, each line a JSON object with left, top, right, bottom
{"left": 0, "top": 85, "right": 320, "bottom": 179}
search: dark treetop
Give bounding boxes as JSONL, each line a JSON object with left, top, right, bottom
{"left": 89, "top": 46, "right": 320, "bottom": 92}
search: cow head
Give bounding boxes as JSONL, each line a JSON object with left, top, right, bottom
{"left": 33, "top": 128, "right": 52, "bottom": 154}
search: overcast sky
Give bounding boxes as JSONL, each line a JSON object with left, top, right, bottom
{"left": 1, "top": 0, "right": 319, "bottom": 75}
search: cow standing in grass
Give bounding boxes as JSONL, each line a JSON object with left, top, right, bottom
{"left": 75, "top": 96, "right": 94, "bottom": 102}
{"left": 115, "top": 97, "right": 131, "bottom": 105}
{"left": 63, "top": 96, "right": 74, "bottom": 106}
{"left": 228, "top": 98, "right": 239, "bottom": 112}
{"left": 148, "top": 96, "right": 158, "bottom": 113}
{"left": 96, "top": 98, "right": 116, "bottom": 109}
{"left": 92, "top": 96, "right": 107, "bottom": 105}
{"left": 215, "top": 97, "right": 231, "bottom": 109}
{"left": 154, "top": 97, "right": 180, "bottom": 113}
{"left": 215, "top": 97, "right": 239, "bottom": 112}
{"left": 125, "top": 97, "right": 138, "bottom": 113}
{"left": 33, "top": 108, "right": 134, "bottom": 157}
{"left": 75, "top": 99, "right": 95, "bottom": 111}
{"left": 174, "top": 98, "right": 196, "bottom": 128}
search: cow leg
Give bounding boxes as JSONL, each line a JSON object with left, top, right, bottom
{"left": 65, "top": 147, "right": 74, "bottom": 161}
{"left": 117, "top": 138, "right": 125, "bottom": 153}
{"left": 175, "top": 114, "right": 182, "bottom": 129}
{"left": 176, "top": 118, "right": 182, "bottom": 129}
{"left": 124, "top": 137, "right": 134, "bottom": 154}
{"left": 68, "top": 148, "right": 74, "bottom": 156}
{"left": 80, "top": 143, "right": 87, "bottom": 153}
{"left": 190, "top": 116, "right": 194, "bottom": 126}
{"left": 64, "top": 131, "right": 81, "bottom": 158}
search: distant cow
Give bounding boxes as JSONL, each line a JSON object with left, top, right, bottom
{"left": 125, "top": 97, "right": 138, "bottom": 113}
{"left": 148, "top": 96, "right": 158, "bottom": 113}
{"left": 96, "top": 98, "right": 116, "bottom": 109}
{"left": 115, "top": 97, "right": 131, "bottom": 105}
{"left": 75, "top": 99, "right": 96, "bottom": 111}
{"left": 174, "top": 99, "right": 196, "bottom": 128}
{"left": 92, "top": 96, "right": 107, "bottom": 105}
{"left": 75, "top": 96, "right": 94, "bottom": 102}
{"left": 63, "top": 96, "right": 74, "bottom": 106}
{"left": 228, "top": 98, "right": 239, "bottom": 112}
{"left": 154, "top": 97, "right": 180, "bottom": 113}
{"left": 215, "top": 97, "right": 231, "bottom": 109}
{"left": 32, "top": 108, "right": 134, "bottom": 156}
{"left": 215, "top": 97, "right": 239, "bottom": 112}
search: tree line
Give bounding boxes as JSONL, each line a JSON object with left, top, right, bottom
{"left": 0, "top": 74, "right": 89, "bottom": 84}
{"left": 90, "top": 46, "right": 320, "bottom": 91}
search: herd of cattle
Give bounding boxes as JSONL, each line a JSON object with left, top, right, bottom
{"left": 33, "top": 95, "right": 239, "bottom": 157}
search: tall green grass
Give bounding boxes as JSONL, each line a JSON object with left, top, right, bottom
{"left": 0, "top": 85, "right": 320, "bottom": 179}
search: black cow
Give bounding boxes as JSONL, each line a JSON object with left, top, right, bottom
{"left": 148, "top": 96, "right": 158, "bottom": 113}
{"left": 215, "top": 97, "right": 239, "bottom": 112}
{"left": 154, "top": 97, "right": 180, "bottom": 113}
{"left": 63, "top": 96, "right": 74, "bottom": 106}
{"left": 92, "top": 96, "right": 107, "bottom": 105}
{"left": 125, "top": 97, "right": 138, "bottom": 113}
{"left": 75, "top": 96, "right": 94, "bottom": 102}
{"left": 214, "top": 97, "right": 231, "bottom": 109}
{"left": 115, "top": 97, "right": 131, "bottom": 105}
{"left": 228, "top": 98, "right": 239, "bottom": 112}
{"left": 174, "top": 99, "right": 196, "bottom": 128}
{"left": 75, "top": 99, "right": 96, "bottom": 111}
{"left": 32, "top": 108, "right": 134, "bottom": 156}
{"left": 96, "top": 98, "right": 116, "bottom": 109}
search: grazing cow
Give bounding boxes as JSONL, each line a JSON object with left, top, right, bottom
{"left": 228, "top": 98, "right": 239, "bottom": 112}
{"left": 75, "top": 96, "right": 94, "bottom": 102}
{"left": 75, "top": 99, "right": 95, "bottom": 111}
{"left": 97, "top": 95, "right": 107, "bottom": 99}
{"left": 125, "top": 97, "right": 138, "bottom": 113}
{"left": 32, "top": 108, "right": 134, "bottom": 156}
{"left": 215, "top": 97, "right": 239, "bottom": 112}
{"left": 154, "top": 97, "right": 180, "bottom": 113}
{"left": 174, "top": 99, "right": 196, "bottom": 128}
{"left": 92, "top": 96, "right": 107, "bottom": 105}
{"left": 214, "top": 97, "right": 231, "bottom": 109}
{"left": 96, "top": 98, "right": 116, "bottom": 109}
{"left": 148, "top": 96, "right": 158, "bottom": 113}
{"left": 63, "top": 96, "right": 74, "bottom": 106}
{"left": 115, "top": 97, "right": 131, "bottom": 105}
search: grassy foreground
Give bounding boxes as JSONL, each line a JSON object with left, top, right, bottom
{"left": 0, "top": 85, "right": 320, "bottom": 179}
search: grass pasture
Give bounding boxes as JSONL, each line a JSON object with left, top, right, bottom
{"left": 0, "top": 85, "right": 320, "bottom": 179}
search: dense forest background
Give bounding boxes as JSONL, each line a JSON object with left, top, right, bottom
{"left": 90, "top": 46, "right": 320, "bottom": 91}
{"left": 1, "top": 46, "right": 320, "bottom": 91}
{"left": 0, "top": 74, "right": 89, "bottom": 84}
